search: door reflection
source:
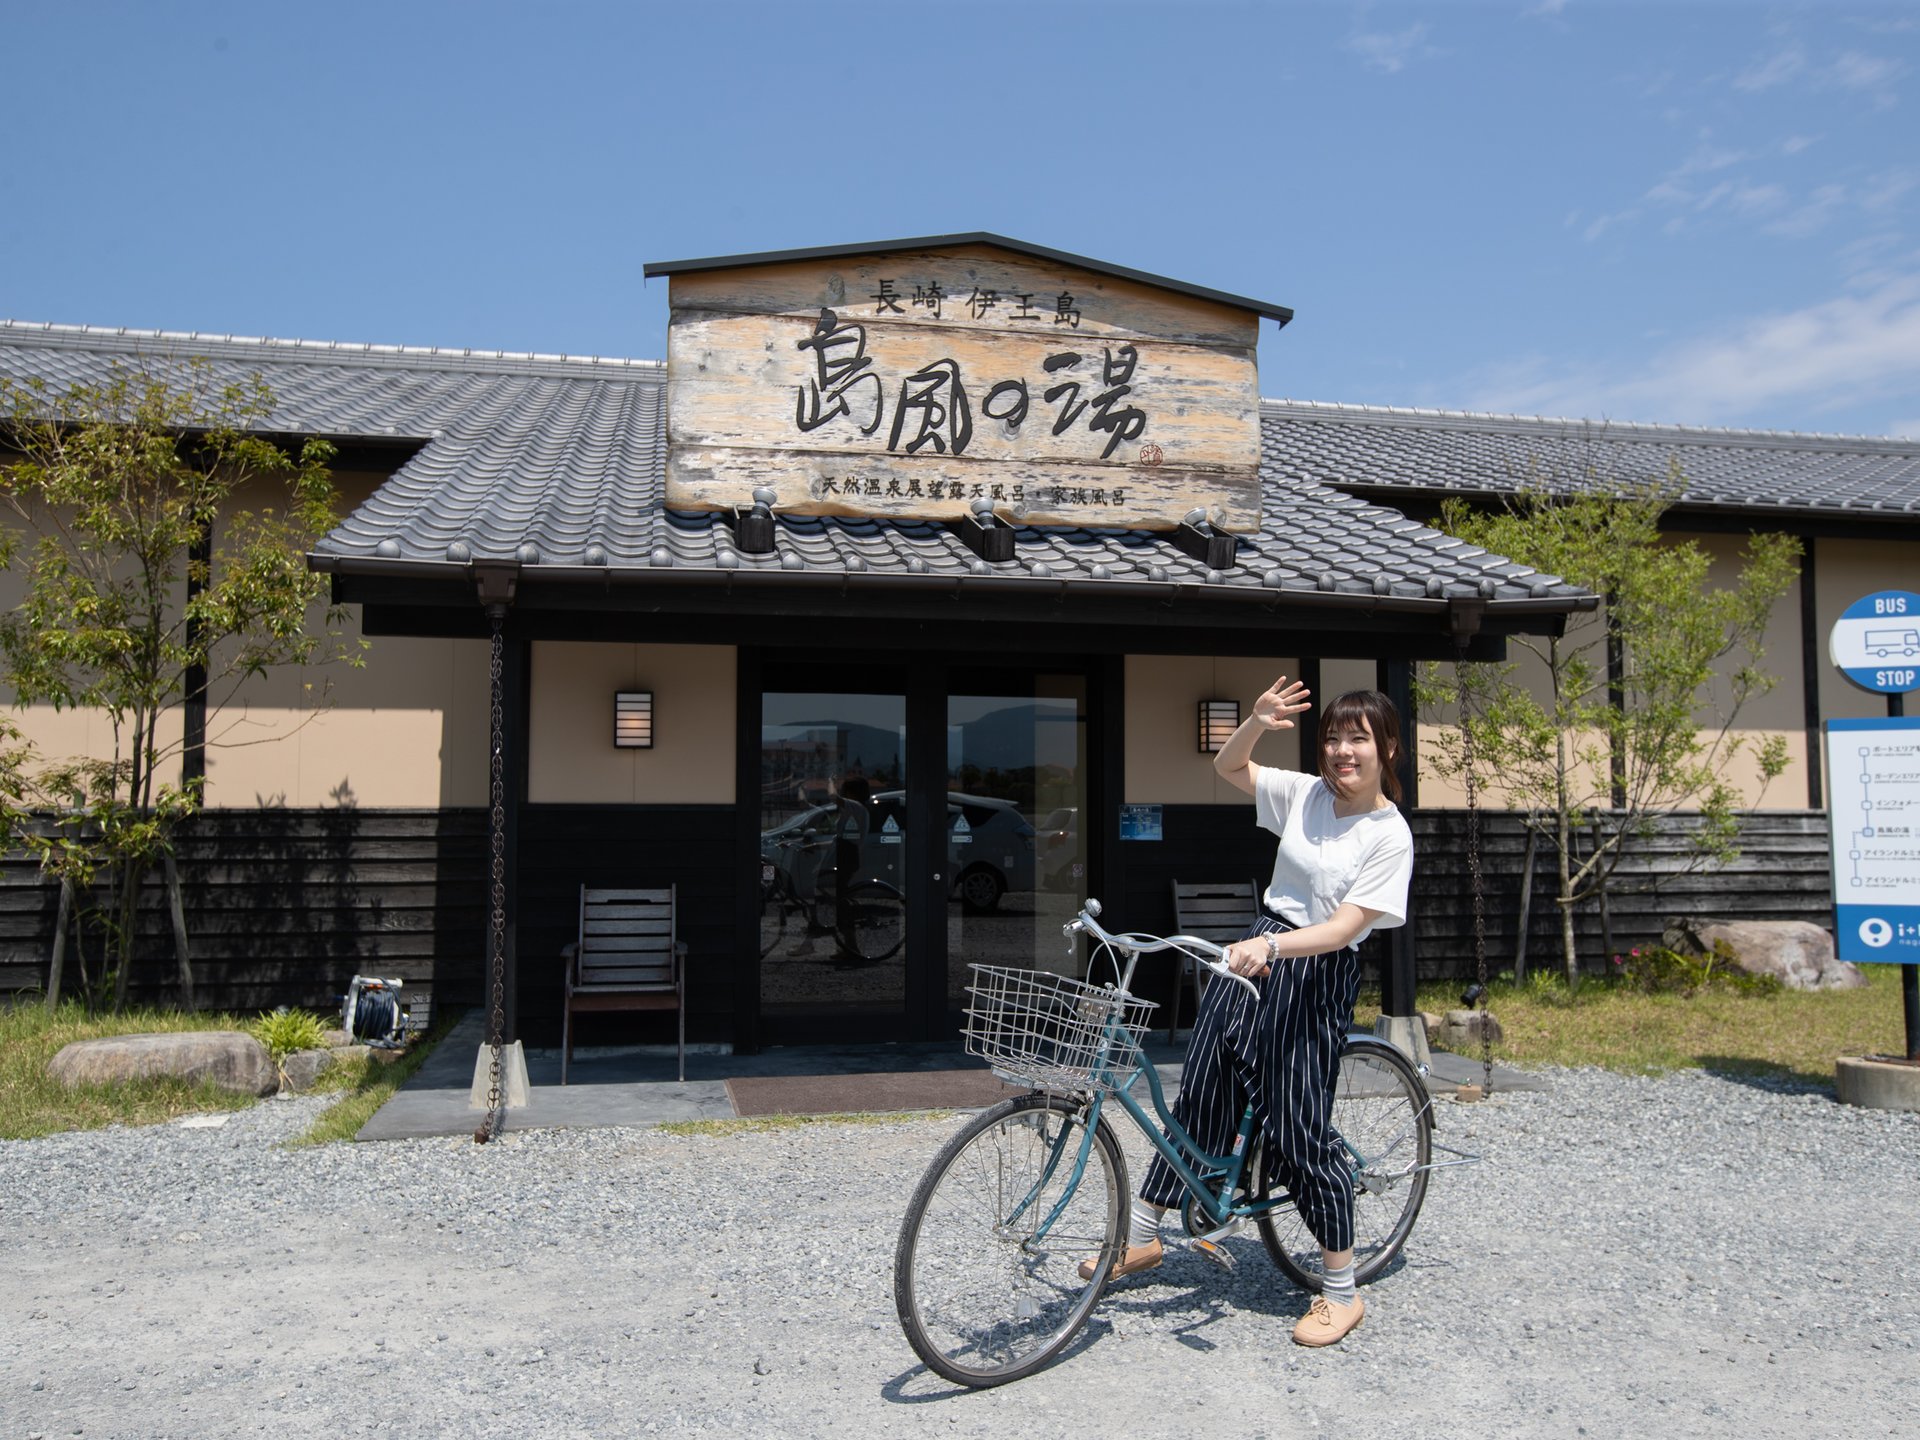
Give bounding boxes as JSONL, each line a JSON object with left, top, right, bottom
{"left": 945, "top": 678, "right": 1088, "bottom": 1014}
{"left": 759, "top": 692, "right": 907, "bottom": 1021}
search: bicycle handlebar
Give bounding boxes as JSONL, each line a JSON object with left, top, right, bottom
{"left": 1065, "top": 898, "right": 1261, "bottom": 998}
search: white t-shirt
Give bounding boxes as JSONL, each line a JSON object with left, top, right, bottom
{"left": 1253, "top": 766, "right": 1414, "bottom": 947}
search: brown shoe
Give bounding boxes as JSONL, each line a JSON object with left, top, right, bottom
{"left": 1076, "top": 1240, "right": 1162, "bottom": 1282}
{"left": 1292, "top": 1293, "right": 1365, "bottom": 1347}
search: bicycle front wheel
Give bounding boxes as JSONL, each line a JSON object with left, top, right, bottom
{"left": 894, "top": 1094, "right": 1127, "bottom": 1388}
{"left": 1256, "top": 1035, "right": 1433, "bottom": 1290}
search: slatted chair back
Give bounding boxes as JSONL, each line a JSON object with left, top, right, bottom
{"left": 1167, "top": 879, "right": 1261, "bottom": 1042}
{"left": 562, "top": 885, "right": 687, "bottom": 1084}
{"left": 575, "top": 888, "right": 679, "bottom": 991}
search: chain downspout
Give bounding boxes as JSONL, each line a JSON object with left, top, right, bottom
{"left": 474, "top": 603, "right": 509, "bottom": 1143}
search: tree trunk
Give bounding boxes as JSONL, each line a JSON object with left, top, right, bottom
{"left": 164, "top": 851, "right": 194, "bottom": 1012}
{"left": 45, "top": 876, "right": 72, "bottom": 1012}
{"left": 1513, "top": 817, "right": 1538, "bottom": 986}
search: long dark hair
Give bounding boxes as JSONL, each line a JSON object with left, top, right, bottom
{"left": 1316, "top": 690, "right": 1404, "bottom": 805}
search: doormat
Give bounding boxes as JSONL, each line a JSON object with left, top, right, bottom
{"left": 725, "top": 1069, "right": 1021, "bottom": 1118}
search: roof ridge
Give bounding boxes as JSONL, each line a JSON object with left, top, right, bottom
{"left": 0, "top": 319, "right": 665, "bottom": 380}
{"left": 1261, "top": 395, "right": 1920, "bottom": 453}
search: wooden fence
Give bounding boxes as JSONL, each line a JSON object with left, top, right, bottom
{"left": 0, "top": 804, "right": 1837, "bottom": 1014}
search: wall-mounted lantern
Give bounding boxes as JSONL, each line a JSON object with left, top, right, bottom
{"left": 1199, "top": 699, "right": 1240, "bottom": 753}
{"left": 615, "top": 691, "right": 654, "bottom": 749}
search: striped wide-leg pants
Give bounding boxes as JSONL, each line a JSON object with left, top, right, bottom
{"left": 1140, "top": 913, "right": 1360, "bottom": 1253}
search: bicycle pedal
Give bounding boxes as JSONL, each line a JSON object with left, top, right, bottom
{"left": 1190, "top": 1238, "right": 1237, "bottom": 1272}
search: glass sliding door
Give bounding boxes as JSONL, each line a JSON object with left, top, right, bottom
{"left": 942, "top": 672, "right": 1088, "bottom": 1023}
{"left": 759, "top": 683, "right": 909, "bottom": 1033}
{"left": 753, "top": 659, "right": 1091, "bottom": 1043}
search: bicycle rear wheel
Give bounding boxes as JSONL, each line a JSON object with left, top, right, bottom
{"left": 894, "top": 1093, "right": 1126, "bottom": 1388}
{"left": 838, "top": 880, "right": 905, "bottom": 961}
{"left": 1255, "top": 1035, "right": 1433, "bottom": 1290}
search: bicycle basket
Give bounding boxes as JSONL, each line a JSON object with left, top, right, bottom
{"left": 963, "top": 965, "right": 1157, "bottom": 1095}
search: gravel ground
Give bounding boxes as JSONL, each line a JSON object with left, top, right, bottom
{"left": 3, "top": 1068, "right": 1917, "bottom": 1440}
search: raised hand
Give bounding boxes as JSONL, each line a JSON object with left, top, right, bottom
{"left": 1252, "top": 677, "right": 1312, "bottom": 731}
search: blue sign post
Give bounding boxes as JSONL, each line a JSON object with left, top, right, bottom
{"left": 1828, "top": 590, "right": 1920, "bottom": 1060}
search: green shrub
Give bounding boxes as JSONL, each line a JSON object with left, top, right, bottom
{"left": 1609, "top": 940, "right": 1781, "bottom": 997}
{"left": 250, "top": 1006, "right": 329, "bottom": 1063}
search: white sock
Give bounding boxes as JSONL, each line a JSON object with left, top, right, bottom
{"left": 1128, "top": 1199, "right": 1164, "bottom": 1249}
{"left": 1322, "top": 1259, "right": 1357, "bottom": 1307}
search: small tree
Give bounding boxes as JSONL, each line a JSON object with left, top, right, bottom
{"left": 0, "top": 360, "right": 360, "bottom": 1009}
{"left": 1416, "top": 478, "right": 1800, "bottom": 990}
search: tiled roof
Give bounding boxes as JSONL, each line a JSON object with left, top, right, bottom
{"left": 1263, "top": 399, "right": 1920, "bottom": 518}
{"left": 3, "top": 319, "right": 1720, "bottom": 617}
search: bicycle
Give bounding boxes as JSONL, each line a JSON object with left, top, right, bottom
{"left": 893, "top": 898, "right": 1465, "bottom": 1388}
{"left": 758, "top": 835, "right": 905, "bottom": 963}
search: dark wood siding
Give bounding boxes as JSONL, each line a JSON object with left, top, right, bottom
{"left": 0, "top": 810, "right": 487, "bottom": 1014}
{"left": 515, "top": 805, "right": 737, "bottom": 1047}
{"left": 1103, "top": 805, "right": 1835, "bottom": 1004}
{"left": 2, "top": 804, "right": 1836, "bottom": 1025}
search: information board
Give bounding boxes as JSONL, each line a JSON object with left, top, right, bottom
{"left": 1825, "top": 716, "right": 1920, "bottom": 963}
{"left": 1118, "top": 804, "right": 1164, "bottom": 842}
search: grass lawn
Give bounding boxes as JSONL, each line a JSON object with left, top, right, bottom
{"left": 0, "top": 1000, "right": 459, "bottom": 1143}
{"left": 0, "top": 1001, "right": 260, "bottom": 1141}
{"left": 1360, "top": 965, "right": 1909, "bottom": 1087}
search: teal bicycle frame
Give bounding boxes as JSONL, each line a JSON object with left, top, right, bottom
{"left": 1003, "top": 908, "right": 1307, "bottom": 1253}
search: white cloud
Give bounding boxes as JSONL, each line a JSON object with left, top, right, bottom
{"left": 1347, "top": 23, "right": 1432, "bottom": 74}
{"left": 1891, "top": 417, "right": 1920, "bottom": 438}
{"left": 1828, "top": 51, "right": 1903, "bottom": 92}
{"left": 1735, "top": 47, "right": 1806, "bottom": 92}
{"left": 1761, "top": 183, "right": 1848, "bottom": 238}
{"left": 1781, "top": 134, "right": 1817, "bottom": 155}
{"left": 1522, "top": 0, "right": 1568, "bottom": 17}
{"left": 1459, "top": 270, "right": 1920, "bottom": 430}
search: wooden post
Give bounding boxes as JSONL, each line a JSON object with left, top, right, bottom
{"left": 163, "top": 851, "right": 195, "bottom": 1012}
{"left": 1513, "top": 818, "right": 1537, "bottom": 986}
{"left": 45, "top": 876, "right": 72, "bottom": 1012}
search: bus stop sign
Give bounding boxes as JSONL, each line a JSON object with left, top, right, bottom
{"left": 1829, "top": 590, "right": 1920, "bottom": 695}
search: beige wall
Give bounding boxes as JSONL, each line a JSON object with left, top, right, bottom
{"left": 1812, "top": 536, "right": 1919, "bottom": 806}
{"left": 1415, "top": 528, "right": 1819, "bottom": 810}
{"left": 1124, "top": 655, "right": 1302, "bottom": 802}
{"left": 529, "top": 642, "right": 736, "bottom": 805}
{"left": 197, "top": 611, "right": 492, "bottom": 808}
{"left": 0, "top": 467, "right": 497, "bottom": 809}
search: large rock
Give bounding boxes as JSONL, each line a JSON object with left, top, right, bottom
{"left": 47, "top": 1032, "right": 277, "bottom": 1097}
{"left": 1664, "top": 919, "right": 1865, "bottom": 992}
{"left": 1434, "top": 1009, "right": 1503, "bottom": 1050}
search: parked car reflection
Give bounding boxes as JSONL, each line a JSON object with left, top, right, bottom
{"left": 761, "top": 791, "right": 1036, "bottom": 913}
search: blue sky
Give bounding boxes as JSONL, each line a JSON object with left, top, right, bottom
{"left": 4, "top": 0, "right": 1918, "bottom": 438}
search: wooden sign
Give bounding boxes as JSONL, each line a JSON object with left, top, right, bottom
{"left": 659, "top": 241, "right": 1265, "bottom": 532}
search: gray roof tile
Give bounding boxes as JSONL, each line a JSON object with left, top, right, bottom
{"left": 52, "top": 319, "right": 1920, "bottom": 611}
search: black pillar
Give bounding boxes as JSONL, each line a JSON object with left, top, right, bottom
{"left": 1799, "top": 538, "right": 1823, "bottom": 809}
{"left": 182, "top": 530, "right": 210, "bottom": 792}
{"left": 499, "top": 628, "right": 530, "bottom": 1042}
{"left": 1376, "top": 657, "right": 1417, "bottom": 1018}
{"left": 734, "top": 646, "right": 764, "bottom": 1054}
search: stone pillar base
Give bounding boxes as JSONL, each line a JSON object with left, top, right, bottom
{"left": 1373, "top": 1014, "right": 1432, "bottom": 1070}
{"left": 1835, "top": 1055, "right": 1920, "bottom": 1114}
{"left": 468, "top": 1040, "right": 531, "bottom": 1109}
